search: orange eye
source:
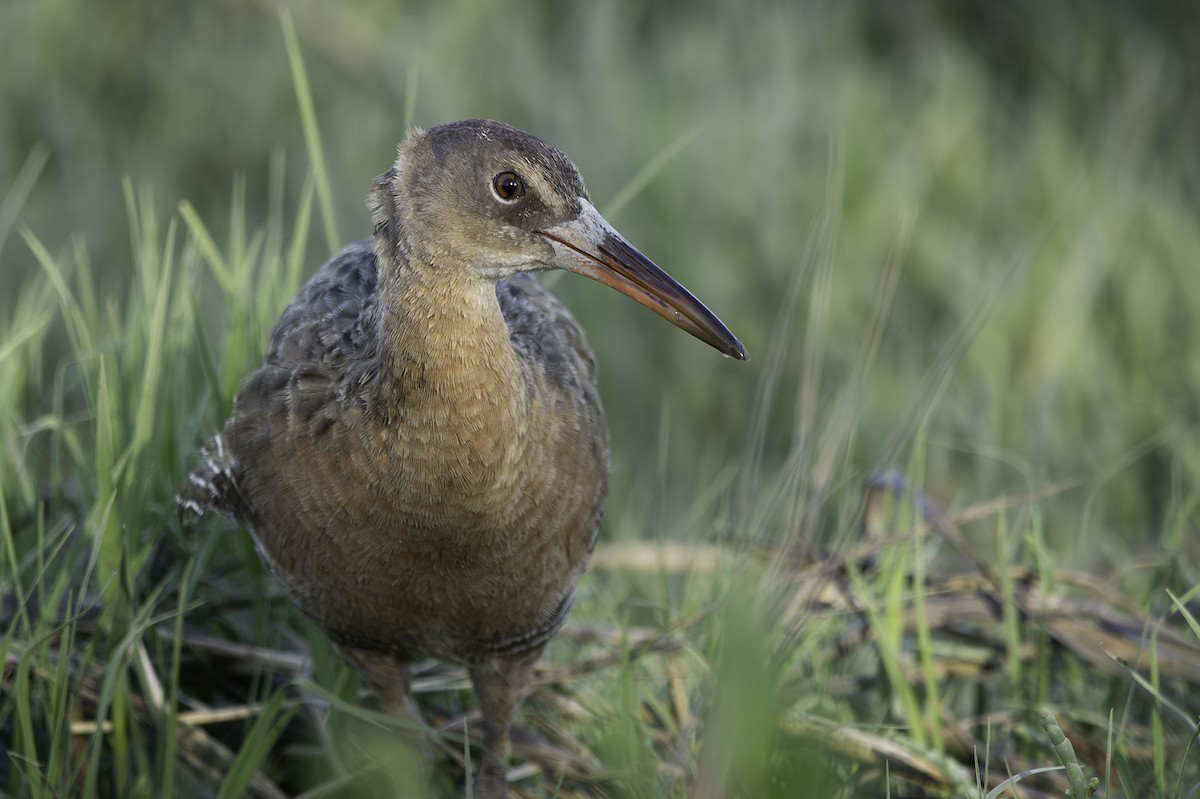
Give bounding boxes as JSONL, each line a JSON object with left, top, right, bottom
{"left": 492, "top": 171, "right": 525, "bottom": 201}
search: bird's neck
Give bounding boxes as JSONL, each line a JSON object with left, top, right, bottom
{"left": 365, "top": 254, "right": 544, "bottom": 533}
{"left": 374, "top": 253, "right": 531, "bottom": 445}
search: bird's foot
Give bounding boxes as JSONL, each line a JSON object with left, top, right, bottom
{"left": 469, "top": 755, "right": 509, "bottom": 799}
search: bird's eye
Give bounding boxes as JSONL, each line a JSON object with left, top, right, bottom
{"left": 492, "top": 171, "right": 525, "bottom": 202}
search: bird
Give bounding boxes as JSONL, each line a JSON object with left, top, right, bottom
{"left": 178, "top": 118, "right": 746, "bottom": 796}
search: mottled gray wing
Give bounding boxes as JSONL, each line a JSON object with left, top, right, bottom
{"left": 267, "top": 241, "right": 380, "bottom": 368}
{"left": 179, "top": 241, "right": 381, "bottom": 526}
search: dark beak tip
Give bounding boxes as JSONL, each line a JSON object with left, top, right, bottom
{"left": 722, "top": 337, "right": 748, "bottom": 361}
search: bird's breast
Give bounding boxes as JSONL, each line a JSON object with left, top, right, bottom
{"left": 245, "top": 340, "right": 605, "bottom": 660}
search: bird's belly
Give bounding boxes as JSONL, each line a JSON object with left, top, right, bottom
{"left": 253, "top": 508, "right": 592, "bottom": 662}
{"left": 248, "top": 423, "right": 604, "bottom": 663}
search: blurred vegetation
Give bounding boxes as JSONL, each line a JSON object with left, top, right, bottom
{"left": 2, "top": 0, "right": 1199, "bottom": 796}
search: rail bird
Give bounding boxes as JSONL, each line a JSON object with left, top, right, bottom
{"left": 179, "top": 119, "right": 746, "bottom": 796}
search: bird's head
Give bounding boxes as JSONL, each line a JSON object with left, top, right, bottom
{"left": 371, "top": 119, "right": 747, "bottom": 360}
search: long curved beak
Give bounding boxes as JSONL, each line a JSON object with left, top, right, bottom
{"left": 539, "top": 200, "right": 748, "bottom": 360}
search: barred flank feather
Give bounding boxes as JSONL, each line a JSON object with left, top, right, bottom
{"left": 177, "top": 433, "right": 241, "bottom": 527}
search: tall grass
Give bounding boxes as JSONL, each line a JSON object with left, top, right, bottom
{"left": 2, "top": 2, "right": 1199, "bottom": 797}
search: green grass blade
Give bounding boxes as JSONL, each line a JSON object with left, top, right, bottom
{"left": 1038, "top": 708, "right": 1092, "bottom": 798}
{"left": 0, "top": 143, "right": 49, "bottom": 258}
{"left": 179, "top": 200, "right": 232, "bottom": 294}
{"left": 280, "top": 8, "right": 339, "bottom": 254}
{"left": 985, "top": 765, "right": 1065, "bottom": 799}
{"left": 1166, "top": 589, "right": 1200, "bottom": 641}
{"left": 215, "top": 689, "right": 298, "bottom": 799}
{"left": 603, "top": 125, "right": 700, "bottom": 221}
{"left": 127, "top": 213, "right": 177, "bottom": 466}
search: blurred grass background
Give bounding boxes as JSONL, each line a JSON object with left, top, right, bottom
{"left": 2, "top": 1, "right": 1200, "bottom": 796}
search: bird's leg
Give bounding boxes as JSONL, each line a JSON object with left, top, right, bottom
{"left": 340, "top": 647, "right": 441, "bottom": 793}
{"left": 468, "top": 647, "right": 542, "bottom": 798}
{"left": 341, "top": 646, "right": 423, "bottom": 721}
